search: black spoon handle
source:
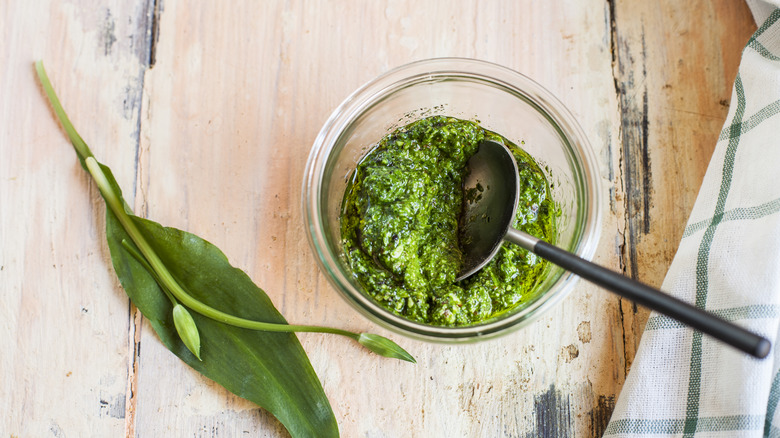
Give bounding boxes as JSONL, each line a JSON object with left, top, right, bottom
{"left": 505, "top": 228, "right": 771, "bottom": 359}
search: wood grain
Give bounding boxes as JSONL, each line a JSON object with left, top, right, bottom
{"left": 0, "top": 0, "right": 757, "bottom": 436}
{"left": 1, "top": 0, "right": 154, "bottom": 435}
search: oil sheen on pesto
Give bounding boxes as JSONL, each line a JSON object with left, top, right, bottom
{"left": 340, "top": 115, "right": 556, "bottom": 326}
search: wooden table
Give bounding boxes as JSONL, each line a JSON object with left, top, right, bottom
{"left": 1, "top": 1, "right": 757, "bottom": 436}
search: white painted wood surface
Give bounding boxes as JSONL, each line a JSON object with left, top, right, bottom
{"left": 0, "top": 0, "right": 755, "bottom": 436}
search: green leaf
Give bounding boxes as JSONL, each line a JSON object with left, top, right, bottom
{"left": 101, "top": 172, "right": 339, "bottom": 437}
{"left": 35, "top": 61, "right": 340, "bottom": 437}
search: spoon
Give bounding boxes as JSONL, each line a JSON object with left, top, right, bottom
{"left": 458, "top": 139, "right": 771, "bottom": 359}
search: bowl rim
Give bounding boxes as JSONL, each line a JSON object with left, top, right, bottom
{"left": 302, "top": 57, "right": 603, "bottom": 342}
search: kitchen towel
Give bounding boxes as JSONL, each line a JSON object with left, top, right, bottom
{"left": 604, "top": 1, "right": 780, "bottom": 437}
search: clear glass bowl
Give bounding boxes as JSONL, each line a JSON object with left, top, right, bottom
{"left": 303, "top": 58, "right": 602, "bottom": 342}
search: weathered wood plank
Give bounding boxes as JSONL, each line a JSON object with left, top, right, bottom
{"left": 0, "top": 0, "right": 155, "bottom": 436}
{"left": 133, "top": 0, "right": 623, "bottom": 436}
{"left": 611, "top": 0, "right": 757, "bottom": 370}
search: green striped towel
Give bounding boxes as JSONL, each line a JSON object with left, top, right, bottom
{"left": 604, "top": 2, "right": 780, "bottom": 437}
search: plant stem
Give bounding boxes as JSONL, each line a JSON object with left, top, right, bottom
{"left": 120, "top": 239, "right": 179, "bottom": 307}
{"left": 85, "top": 157, "right": 359, "bottom": 340}
{"left": 34, "top": 61, "right": 93, "bottom": 162}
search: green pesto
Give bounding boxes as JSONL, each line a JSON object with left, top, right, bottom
{"left": 340, "top": 115, "right": 556, "bottom": 326}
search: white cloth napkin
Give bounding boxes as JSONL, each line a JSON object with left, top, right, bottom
{"left": 604, "top": 2, "right": 780, "bottom": 436}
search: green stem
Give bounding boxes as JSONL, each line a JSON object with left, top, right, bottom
{"left": 85, "top": 157, "right": 358, "bottom": 340}
{"left": 120, "top": 239, "right": 179, "bottom": 307}
{"left": 35, "top": 61, "right": 93, "bottom": 162}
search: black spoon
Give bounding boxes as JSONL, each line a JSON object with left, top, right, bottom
{"left": 458, "top": 139, "right": 771, "bottom": 359}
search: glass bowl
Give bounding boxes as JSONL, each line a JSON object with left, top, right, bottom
{"left": 302, "top": 58, "right": 602, "bottom": 342}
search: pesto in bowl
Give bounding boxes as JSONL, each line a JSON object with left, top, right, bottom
{"left": 340, "top": 115, "right": 556, "bottom": 326}
{"left": 303, "top": 58, "right": 601, "bottom": 342}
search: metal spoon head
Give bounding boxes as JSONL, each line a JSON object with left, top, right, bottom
{"left": 457, "top": 139, "right": 521, "bottom": 281}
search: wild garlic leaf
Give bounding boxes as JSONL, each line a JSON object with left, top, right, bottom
{"left": 105, "top": 208, "right": 339, "bottom": 438}
{"left": 36, "top": 61, "right": 340, "bottom": 438}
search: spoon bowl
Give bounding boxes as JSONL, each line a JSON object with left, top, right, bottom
{"left": 458, "top": 140, "right": 521, "bottom": 280}
{"left": 460, "top": 140, "right": 771, "bottom": 358}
